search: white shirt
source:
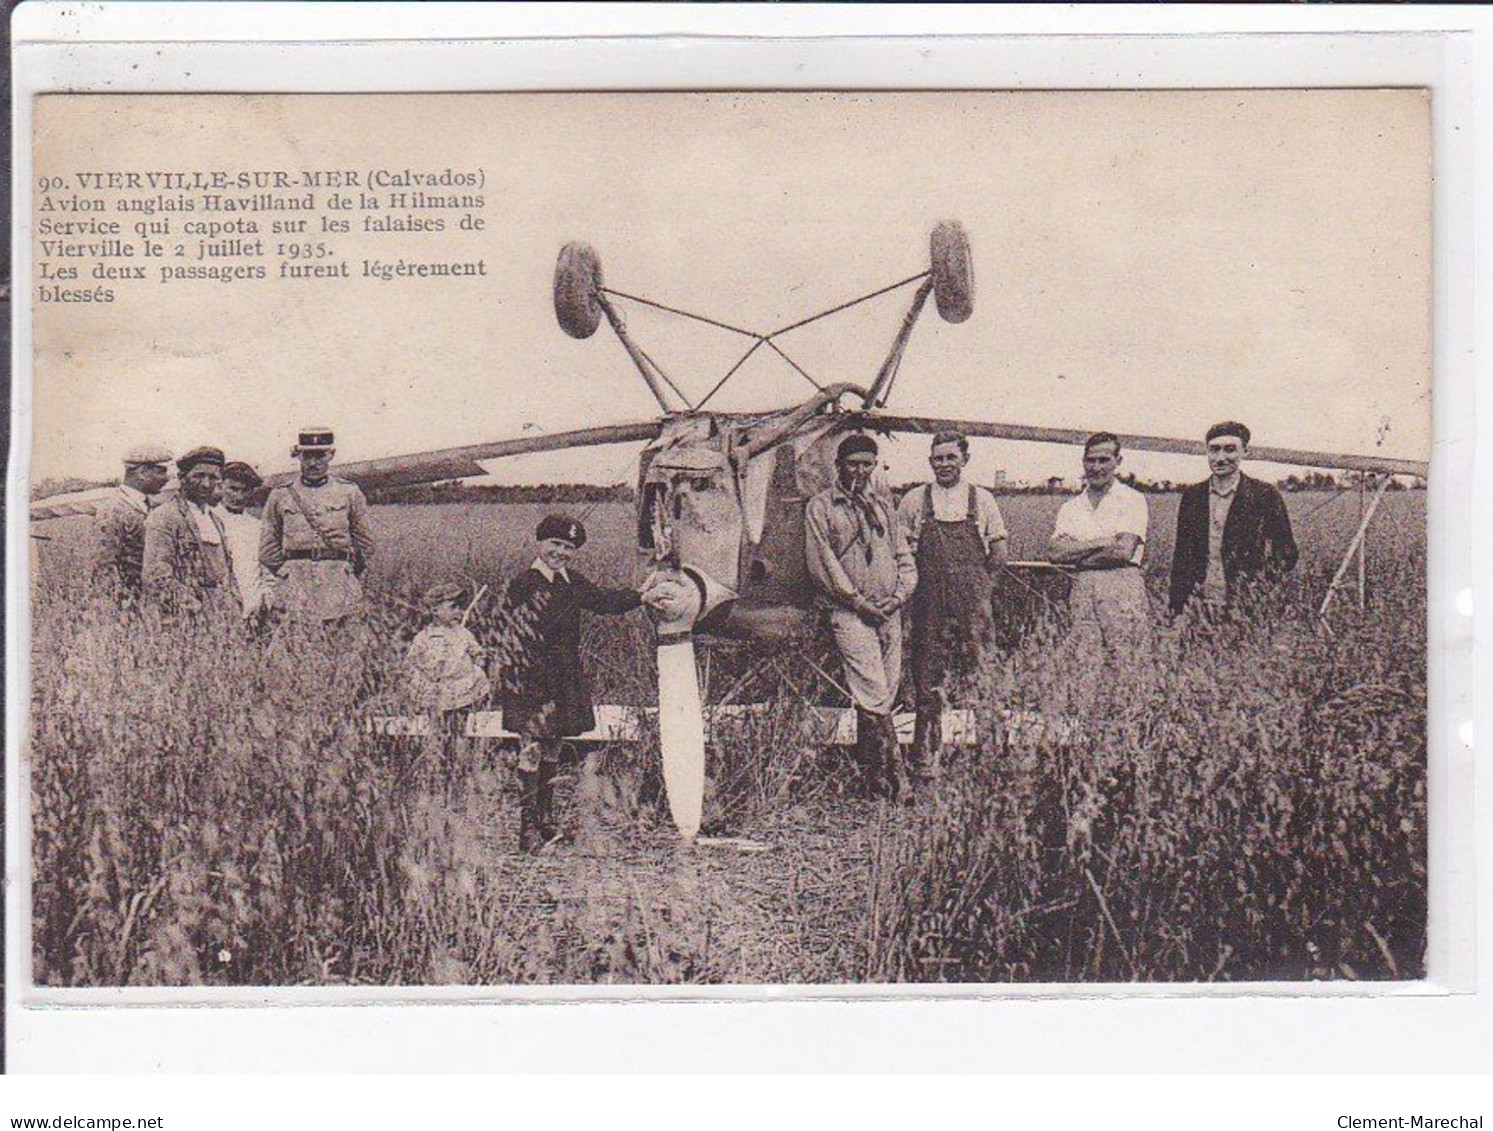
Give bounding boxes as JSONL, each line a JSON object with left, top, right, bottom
{"left": 187, "top": 500, "right": 222, "bottom": 545}
{"left": 1204, "top": 473, "right": 1241, "bottom": 598}
{"left": 1052, "top": 480, "right": 1149, "bottom": 565}
{"left": 897, "top": 481, "right": 1009, "bottom": 555}
{"left": 531, "top": 558, "right": 570, "bottom": 584}
{"left": 217, "top": 506, "right": 268, "bottom": 613}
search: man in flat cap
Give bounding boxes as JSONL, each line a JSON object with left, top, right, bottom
{"left": 496, "top": 514, "right": 645, "bottom": 853}
{"left": 805, "top": 433, "right": 917, "bottom": 801}
{"left": 1169, "top": 421, "right": 1299, "bottom": 618}
{"left": 217, "top": 461, "right": 270, "bottom": 624}
{"left": 142, "top": 446, "right": 238, "bottom": 612}
{"left": 93, "top": 443, "right": 172, "bottom": 596}
{"left": 258, "top": 428, "right": 377, "bottom": 625}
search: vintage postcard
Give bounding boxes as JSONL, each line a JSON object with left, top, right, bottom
{"left": 19, "top": 86, "right": 1439, "bottom": 995}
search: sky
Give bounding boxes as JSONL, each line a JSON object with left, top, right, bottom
{"left": 30, "top": 90, "right": 1431, "bottom": 489}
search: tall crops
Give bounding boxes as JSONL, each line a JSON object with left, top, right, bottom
{"left": 28, "top": 494, "right": 1426, "bottom": 985}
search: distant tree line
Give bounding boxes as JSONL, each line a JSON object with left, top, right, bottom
{"left": 367, "top": 481, "right": 637, "bottom": 505}
{"left": 32, "top": 471, "right": 1423, "bottom": 505}
{"left": 918, "top": 471, "right": 1424, "bottom": 496}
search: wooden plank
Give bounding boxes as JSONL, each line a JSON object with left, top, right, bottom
{"left": 368, "top": 704, "right": 1075, "bottom": 745}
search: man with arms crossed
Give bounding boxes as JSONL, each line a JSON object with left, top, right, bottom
{"left": 897, "top": 430, "right": 1007, "bottom": 778}
{"left": 1048, "top": 432, "right": 1151, "bottom": 653}
{"left": 806, "top": 433, "right": 917, "bottom": 801}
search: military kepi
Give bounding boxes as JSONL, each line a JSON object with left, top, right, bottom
{"left": 293, "top": 427, "right": 336, "bottom": 455}
{"left": 536, "top": 514, "right": 586, "bottom": 548}
{"left": 177, "top": 446, "right": 225, "bottom": 473}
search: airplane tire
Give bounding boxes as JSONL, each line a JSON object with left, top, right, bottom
{"left": 930, "top": 220, "right": 974, "bottom": 324}
{"left": 554, "top": 241, "right": 605, "bottom": 339}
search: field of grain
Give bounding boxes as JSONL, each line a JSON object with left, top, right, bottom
{"left": 28, "top": 490, "right": 1426, "bottom": 985}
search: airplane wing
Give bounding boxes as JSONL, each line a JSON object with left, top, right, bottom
{"left": 30, "top": 421, "right": 666, "bottom": 520}
{"left": 307, "top": 421, "right": 664, "bottom": 492}
{"left": 29, "top": 485, "right": 128, "bottom": 522}
{"left": 863, "top": 413, "right": 1429, "bottom": 479}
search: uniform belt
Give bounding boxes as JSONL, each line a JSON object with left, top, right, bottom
{"left": 285, "top": 548, "right": 351, "bottom": 562}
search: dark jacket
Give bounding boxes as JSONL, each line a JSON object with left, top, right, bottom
{"left": 496, "top": 566, "right": 641, "bottom": 736}
{"left": 1168, "top": 473, "right": 1299, "bottom": 615}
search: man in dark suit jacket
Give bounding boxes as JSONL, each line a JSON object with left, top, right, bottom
{"left": 1168, "top": 421, "right": 1299, "bottom": 617}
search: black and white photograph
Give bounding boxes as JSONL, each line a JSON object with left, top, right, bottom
{"left": 20, "top": 81, "right": 1436, "bottom": 996}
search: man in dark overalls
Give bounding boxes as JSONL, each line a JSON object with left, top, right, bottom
{"left": 897, "top": 431, "right": 1008, "bottom": 779}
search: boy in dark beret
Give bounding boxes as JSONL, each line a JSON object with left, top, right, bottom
{"left": 497, "top": 514, "right": 645, "bottom": 854}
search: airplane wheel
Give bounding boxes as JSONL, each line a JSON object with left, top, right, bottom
{"left": 930, "top": 220, "right": 974, "bottom": 324}
{"left": 554, "top": 241, "right": 605, "bottom": 339}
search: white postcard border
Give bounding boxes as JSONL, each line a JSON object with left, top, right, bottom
{"left": 6, "top": 4, "right": 1485, "bottom": 1073}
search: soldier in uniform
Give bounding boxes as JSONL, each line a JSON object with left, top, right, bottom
{"left": 93, "top": 443, "right": 172, "bottom": 597}
{"left": 258, "top": 428, "right": 377, "bottom": 625}
{"left": 142, "top": 446, "right": 238, "bottom": 614}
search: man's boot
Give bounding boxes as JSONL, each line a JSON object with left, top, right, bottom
{"left": 854, "top": 708, "right": 881, "bottom": 799}
{"left": 911, "top": 694, "right": 942, "bottom": 786}
{"left": 879, "top": 714, "right": 903, "bottom": 803}
{"left": 535, "top": 760, "right": 558, "bottom": 847}
{"left": 518, "top": 769, "right": 543, "bottom": 854}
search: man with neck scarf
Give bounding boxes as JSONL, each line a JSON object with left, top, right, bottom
{"left": 805, "top": 432, "right": 917, "bottom": 800}
{"left": 259, "top": 427, "right": 377, "bottom": 624}
{"left": 141, "top": 445, "right": 238, "bottom": 615}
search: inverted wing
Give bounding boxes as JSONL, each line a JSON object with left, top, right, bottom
{"left": 266, "top": 421, "right": 665, "bottom": 492}
{"left": 30, "top": 485, "right": 127, "bottom": 522}
{"left": 29, "top": 422, "right": 666, "bottom": 520}
{"left": 864, "top": 413, "right": 1428, "bottom": 478}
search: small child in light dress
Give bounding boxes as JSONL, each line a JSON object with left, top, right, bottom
{"left": 407, "top": 582, "right": 490, "bottom": 793}
{"left": 407, "top": 582, "right": 490, "bottom": 713}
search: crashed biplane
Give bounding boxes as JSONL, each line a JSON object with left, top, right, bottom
{"left": 30, "top": 222, "right": 1430, "bottom": 841}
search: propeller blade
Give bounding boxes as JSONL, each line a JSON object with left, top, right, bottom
{"left": 657, "top": 634, "right": 707, "bottom": 841}
{"left": 864, "top": 413, "right": 1428, "bottom": 478}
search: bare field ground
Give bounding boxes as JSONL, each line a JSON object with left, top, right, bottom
{"left": 28, "top": 491, "right": 1426, "bottom": 985}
